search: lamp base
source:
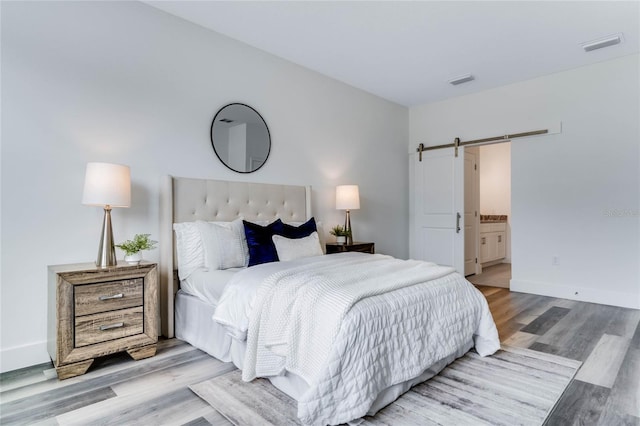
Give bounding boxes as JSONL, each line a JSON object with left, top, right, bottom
{"left": 96, "top": 206, "right": 117, "bottom": 268}
{"left": 344, "top": 209, "right": 353, "bottom": 245}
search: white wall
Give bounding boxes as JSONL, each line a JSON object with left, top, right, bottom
{"left": 479, "top": 143, "right": 511, "bottom": 217}
{"left": 410, "top": 54, "right": 639, "bottom": 309}
{"left": 479, "top": 142, "right": 511, "bottom": 262}
{"left": 0, "top": 1, "right": 409, "bottom": 372}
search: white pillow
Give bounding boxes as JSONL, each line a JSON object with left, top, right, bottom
{"left": 285, "top": 220, "right": 326, "bottom": 254}
{"left": 173, "top": 222, "right": 206, "bottom": 280}
{"left": 272, "top": 232, "right": 323, "bottom": 262}
{"left": 197, "top": 218, "right": 249, "bottom": 270}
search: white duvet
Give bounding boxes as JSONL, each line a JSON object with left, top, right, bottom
{"left": 213, "top": 253, "right": 500, "bottom": 426}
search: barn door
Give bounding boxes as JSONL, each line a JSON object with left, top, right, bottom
{"left": 411, "top": 148, "right": 464, "bottom": 273}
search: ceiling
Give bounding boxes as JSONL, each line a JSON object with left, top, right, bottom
{"left": 145, "top": 1, "right": 640, "bottom": 107}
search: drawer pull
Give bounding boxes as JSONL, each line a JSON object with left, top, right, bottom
{"left": 99, "top": 322, "right": 124, "bottom": 331}
{"left": 99, "top": 293, "right": 124, "bottom": 301}
{"left": 481, "top": 237, "right": 486, "bottom": 245}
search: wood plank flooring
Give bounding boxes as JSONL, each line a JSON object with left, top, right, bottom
{"left": 467, "top": 262, "right": 511, "bottom": 288}
{"left": 1, "top": 275, "right": 638, "bottom": 425}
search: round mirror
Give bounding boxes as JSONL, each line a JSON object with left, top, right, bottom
{"left": 210, "top": 103, "right": 271, "bottom": 173}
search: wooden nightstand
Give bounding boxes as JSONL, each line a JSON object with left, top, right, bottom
{"left": 48, "top": 262, "right": 158, "bottom": 379}
{"left": 326, "top": 242, "right": 375, "bottom": 254}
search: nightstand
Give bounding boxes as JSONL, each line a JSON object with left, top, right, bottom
{"left": 48, "top": 262, "right": 158, "bottom": 379}
{"left": 326, "top": 242, "right": 375, "bottom": 254}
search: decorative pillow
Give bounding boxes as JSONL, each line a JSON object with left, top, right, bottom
{"left": 272, "top": 232, "right": 323, "bottom": 262}
{"left": 243, "top": 219, "right": 285, "bottom": 267}
{"left": 173, "top": 222, "right": 206, "bottom": 280}
{"left": 285, "top": 218, "right": 326, "bottom": 254}
{"left": 281, "top": 217, "right": 317, "bottom": 239}
{"left": 196, "top": 218, "right": 248, "bottom": 270}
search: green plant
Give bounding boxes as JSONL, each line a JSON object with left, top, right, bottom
{"left": 329, "top": 225, "right": 351, "bottom": 237}
{"left": 116, "top": 234, "right": 158, "bottom": 256}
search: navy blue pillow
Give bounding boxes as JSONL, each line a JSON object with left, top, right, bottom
{"left": 243, "top": 219, "right": 284, "bottom": 267}
{"left": 281, "top": 217, "right": 317, "bottom": 239}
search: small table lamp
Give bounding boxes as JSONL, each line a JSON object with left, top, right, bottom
{"left": 336, "top": 185, "right": 360, "bottom": 245}
{"left": 82, "top": 162, "right": 131, "bottom": 268}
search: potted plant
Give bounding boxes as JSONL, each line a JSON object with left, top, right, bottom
{"left": 116, "top": 233, "right": 158, "bottom": 265}
{"left": 330, "top": 225, "right": 351, "bottom": 244}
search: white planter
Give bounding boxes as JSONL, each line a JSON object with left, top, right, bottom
{"left": 335, "top": 236, "right": 347, "bottom": 244}
{"left": 124, "top": 252, "right": 142, "bottom": 265}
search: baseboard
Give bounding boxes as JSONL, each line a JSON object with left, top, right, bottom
{"left": 480, "top": 259, "right": 505, "bottom": 268}
{"left": 0, "top": 340, "right": 50, "bottom": 373}
{"left": 486, "top": 281, "right": 510, "bottom": 289}
{"left": 510, "top": 279, "right": 640, "bottom": 310}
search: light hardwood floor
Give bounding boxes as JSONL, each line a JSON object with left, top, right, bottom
{"left": 467, "top": 262, "right": 511, "bottom": 288}
{"left": 2, "top": 286, "right": 639, "bottom": 425}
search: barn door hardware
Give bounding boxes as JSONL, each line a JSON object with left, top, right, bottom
{"left": 416, "top": 129, "right": 549, "bottom": 161}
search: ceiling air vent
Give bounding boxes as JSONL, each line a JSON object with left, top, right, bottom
{"left": 448, "top": 74, "right": 475, "bottom": 86}
{"left": 581, "top": 34, "right": 623, "bottom": 52}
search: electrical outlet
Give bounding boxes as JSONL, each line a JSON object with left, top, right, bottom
{"left": 552, "top": 256, "right": 560, "bottom": 266}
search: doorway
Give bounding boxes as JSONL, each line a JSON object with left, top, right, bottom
{"left": 465, "top": 142, "right": 512, "bottom": 288}
{"left": 464, "top": 147, "right": 480, "bottom": 276}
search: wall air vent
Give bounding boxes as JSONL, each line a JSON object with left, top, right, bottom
{"left": 581, "top": 34, "right": 623, "bottom": 52}
{"left": 448, "top": 74, "right": 475, "bottom": 86}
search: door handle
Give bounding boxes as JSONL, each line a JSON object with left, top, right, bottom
{"left": 456, "top": 212, "right": 461, "bottom": 233}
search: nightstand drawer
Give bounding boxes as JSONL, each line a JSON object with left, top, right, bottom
{"left": 75, "top": 306, "right": 144, "bottom": 347}
{"left": 74, "top": 278, "right": 143, "bottom": 316}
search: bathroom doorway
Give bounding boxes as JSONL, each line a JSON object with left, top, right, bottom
{"left": 465, "top": 142, "right": 512, "bottom": 288}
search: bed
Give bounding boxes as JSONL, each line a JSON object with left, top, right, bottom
{"left": 159, "top": 176, "right": 500, "bottom": 426}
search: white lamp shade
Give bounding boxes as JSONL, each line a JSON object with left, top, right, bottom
{"left": 336, "top": 185, "right": 360, "bottom": 210}
{"left": 82, "top": 162, "right": 131, "bottom": 207}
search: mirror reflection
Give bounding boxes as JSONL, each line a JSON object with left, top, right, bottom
{"left": 210, "top": 103, "right": 271, "bottom": 173}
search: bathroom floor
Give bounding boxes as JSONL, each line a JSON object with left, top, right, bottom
{"left": 467, "top": 263, "right": 511, "bottom": 288}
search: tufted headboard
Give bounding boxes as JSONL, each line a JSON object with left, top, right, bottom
{"left": 159, "top": 176, "right": 311, "bottom": 337}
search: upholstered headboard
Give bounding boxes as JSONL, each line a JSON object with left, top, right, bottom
{"left": 159, "top": 176, "right": 311, "bottom": 337}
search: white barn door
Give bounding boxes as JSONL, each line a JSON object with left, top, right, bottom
{"left": 411, "top": 149, "right": 464, "bottom": 273}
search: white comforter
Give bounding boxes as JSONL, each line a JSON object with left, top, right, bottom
{"left": 213, "top": 253, "right": 500, "bottom": 425}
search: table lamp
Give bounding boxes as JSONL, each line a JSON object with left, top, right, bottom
{"left": 82, "top": 162, "right": 131, "bottom": 268}
{"left": 336, "top": 185, "right": 360, "bottom": 245}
